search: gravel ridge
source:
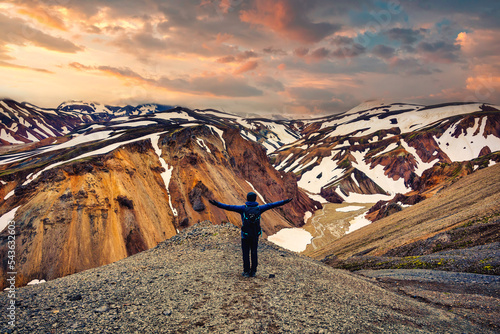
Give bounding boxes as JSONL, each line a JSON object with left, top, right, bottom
{"left": 0, "top": 221, "right": 492, "bottom": 333}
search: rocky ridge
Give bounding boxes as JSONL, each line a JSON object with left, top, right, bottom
{"left": 0, "top": 221, "right": 493, "bottom": 333}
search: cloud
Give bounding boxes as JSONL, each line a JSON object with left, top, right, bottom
{"left": 456, "top": 30, "right": 500, "bottom": 104}
{"left": 294, "top": 47, "right": 309, "bottom": 57}
{"left": 3, "top": 0, "right": 500, "bottom": 114}
{"left": 68, "top": 62, "right": 263, "bottom": 98}
{"left": 262, "top": 46, "right": 287, "bottom": 56}
{"left": 234, "top": 60, "right": 259, "bottom": 74}
{"left": 284, "top": 85, "right": 356, "bottom": 115}
{"left": 371, "top": 44, "right": 395, "bottom": 59}
{"left": 217, "top": 50, "right": 259, "bottom": 64}
{"left": 16, "top": 4, "right": 68, "bottom": 31}
{"left": 330, "top": 43, "right": 366, "bottom": 58}
{"left": 388, "top": 57, "right": 439, "bottom": 76}
{"left": 239, "top": 0, "right": 341, "bottom": 43}
{"left": 416, "top": 40, "right": 461, "bottom": 63}
{"left": 255, "top": 76, "right": 285, "bottom": 92}
{"left": 217, "top": 55, "right": 236, "bottom": 63}
{"left": 0, "top": 13, "right": 83, "bottom": 53}
{"left": 287, "top": 86, "right": 334, "bottom": 101}
{"left": 385, "top": 28, "right": 426, "bottom": 44}
{"left": 0, "top": 60, "right": 53, "bottom": 73}
{"left": 310, "top": 47, "right": 330, "bottom": 60}
{"left": 329, "top": 35, "right": 354, "bottom": 45}
{"left": 165, "top": 74, "right": 263, "bottom": 97}
{"left": 456, "top": 30, "right": 500, "bottom": 58}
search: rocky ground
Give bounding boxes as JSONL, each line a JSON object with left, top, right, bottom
{"left": 1, "top": 221, "right": 495, "bottom": 333}
{"left": 357, "top": 269, "right": 500, "bottom": 331}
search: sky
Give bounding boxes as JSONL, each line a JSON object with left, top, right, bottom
{"left": 0, "top": 0, "right": 499, "bottom": 117}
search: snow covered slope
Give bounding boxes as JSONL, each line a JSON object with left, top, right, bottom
{"left": 0, "top": 100, "right": 173, "bottom": 145}
{"left": 0, "top": 100, "right": 299, "bottom": 149}
{"left": 272, "top": 102, "right": 500, "bottom": 203}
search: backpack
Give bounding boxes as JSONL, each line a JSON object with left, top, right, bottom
{"left": 241, "top": 205, "right": 261, "bottom": 238}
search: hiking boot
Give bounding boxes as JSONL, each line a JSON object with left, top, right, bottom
{"left": 242, "top": 272, "right": 250, "bottom": 277}
{"left": 249, "top": 271, "right": 256, "bottom": 277}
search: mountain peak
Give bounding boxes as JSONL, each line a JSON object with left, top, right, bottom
{"left": 343, "top": 100, "right": 424, "bottom": 115}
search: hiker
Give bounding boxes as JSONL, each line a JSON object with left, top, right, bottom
{"left": 209, "top": 192, "right": 292, "bottom": 277}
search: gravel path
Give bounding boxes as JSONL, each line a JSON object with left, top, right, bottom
{"left": 0, "top": 222, "right": 494, "bottom": 333}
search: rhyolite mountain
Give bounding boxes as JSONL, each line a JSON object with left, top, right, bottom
{"left": 0, "top": 99, "right": 500, "bottom": 289}
{"left": 272, "top": 101, "right": 500, "bottom": 218}
{"left": 0, "top": 100, "right": 174, "bottom": 146}
{"left": 0, "top": 101, "right": 318, "bottom": 289}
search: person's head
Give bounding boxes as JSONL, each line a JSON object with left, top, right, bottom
{"left": 247, "top": 192, "right": 257, "bottom": 202}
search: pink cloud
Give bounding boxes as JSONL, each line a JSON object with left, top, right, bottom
{"left": 239, "top": 0, "right": 340, "bottom": 43}
{"left": 234, "top": 60, "right": 259, "bottom": 74}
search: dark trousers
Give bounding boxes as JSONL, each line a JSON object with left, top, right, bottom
{"left": 241, "top": 236, "right": 259, "bottom": 273}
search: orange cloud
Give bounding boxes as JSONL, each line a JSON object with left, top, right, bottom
{"left": 456, "top": 30, "right": 500, "bottom": 103}
{"left": 234, "top": 60, "right": 258, "bottom": 74}
{"left": 0, "top": 60, "right": 53, "bottom": 73}
{"left": 17, "top": 5, "right": 67, "bottom": 31}
{"left": 68, "top": 62, "right": 263, "bottom": 98}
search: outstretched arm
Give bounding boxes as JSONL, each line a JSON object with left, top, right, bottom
{"left": 259, "top": 198, "right": 292, "bottom": 213}
{"left": 209, "top": 199, "right": 245, "bottom": 213}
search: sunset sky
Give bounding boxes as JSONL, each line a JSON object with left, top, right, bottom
{"left": 1, "top": 0, "right": 499, "bottom": 117}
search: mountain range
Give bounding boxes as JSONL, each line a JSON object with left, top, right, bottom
{"left": 0, "top": 98, "right": 499, "bottom": 289}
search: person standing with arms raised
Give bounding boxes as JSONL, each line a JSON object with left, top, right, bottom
{"left": 209, "top": 192, "right": 292, "bottom": 277}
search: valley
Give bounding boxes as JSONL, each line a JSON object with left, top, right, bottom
{"left": 0, "top": 99, "right": 499, "bottom": 292}
{"left": 301, "top": 202, "right": 375, "bottom": 255}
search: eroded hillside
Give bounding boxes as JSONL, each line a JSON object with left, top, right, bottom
{"left": 0, "top": 112, "right": 319, "bottom": 289}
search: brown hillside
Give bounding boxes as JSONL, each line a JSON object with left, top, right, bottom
{"left": 307, "top": 163, "right": 500, "bottom": 260}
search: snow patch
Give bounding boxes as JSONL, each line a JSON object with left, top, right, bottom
{"left": 208, "top": 126, "right": 226, "bottom": 150}
{"left": 435, "top": 117, "right": 500, "bottom": 162}
{"left": 0, "top": 128, "right": 24, "bottom": 144}
{"left": 150, "top": 134, "right": 178, "bottom": 217}
{"left": 196, "top": 138, "right": 211, "bottom": 153}
{"left": 21, "top": 132, "right": 165, "bottom": 187}
{"left": 304, "top": 211, "right": 312, "bottom": 224}
{"left": 351, "top": 150, "right": 409, "bottom": 195}
{"left": 336, "top": 205, "right": 364, "bottom": 212}
{"left": 341, "top": 192, "right": 393, "bottom": 203}
{"left": 346, "top": 212, "right": 372, "bottom": 234}
{"left": 245, "top": 181, "right": 266, "bottom": 203}
{"left": 295, "top": 156, "right": 319, "bottom": 172}
{"left": 3, "top": 189, "right": 15, "bottom": 201}
{"left": 275, "top": 153, "right": 294, "bottom": 170}
{"left": 0, "top": 206, "right": 20, "bottom": 232}
{"left": 400, "top": 140, "right": 437, "bottom": 176}
{"left": 268, "top": 228, "right": 313, "bottom": 252}
{"left": 110, "top": 121, "right": 157, "bottom": 128}
{"left": 373, "top": 143, "right": 398, "bottom": 157}
{"left": 297, "top": 153, "right": 343, "bottom": 194}
{"left": 27, "top": 279, "right": 46, "bottom": 285}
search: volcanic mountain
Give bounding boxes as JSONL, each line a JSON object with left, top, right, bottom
{"left": 0, "top": 101, "right": 318, "bottom": 289}
{"left": 0, "top": 100, "right": 173, "bottom": 146}
{"left": 0, "top": 99, "right": 499, "bottom": 289}
{"left": 273, "top": 101, "right": 500, "bottom": 215}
